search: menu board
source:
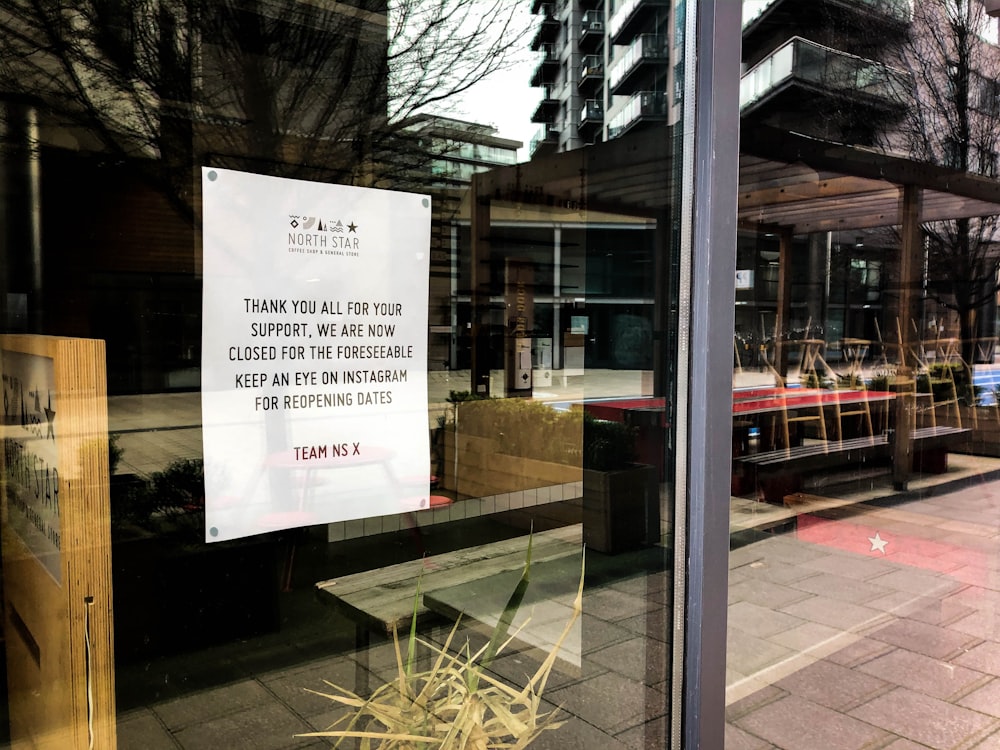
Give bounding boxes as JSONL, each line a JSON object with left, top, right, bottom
{"left": 1, "top": 350, "right": 60, "bottom": 581}
{"left": 201, "top": 168, "right": 431, "bottom": 542}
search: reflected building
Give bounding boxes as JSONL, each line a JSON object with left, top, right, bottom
{"left": 528, "top": 0, "right": 683, "bottom": 156}
{"left": 738, "top": 0, "right": 1000, "bottom": 363}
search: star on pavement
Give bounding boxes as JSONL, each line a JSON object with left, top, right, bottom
{"left": 868, "top": 532, "right": 889, "bottom": 554}
{"left": 347, "top": 221, "right": 358, "bottom": 232}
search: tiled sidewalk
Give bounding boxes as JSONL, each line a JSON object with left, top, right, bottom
{"left": 727, "top": 482, "right": 1000, "bottom": 749}
{"left": 114, "top": 559, "right": 672, "bottom": 749}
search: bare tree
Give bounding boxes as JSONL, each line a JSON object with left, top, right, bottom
{"left": 0, "top": 0, "right": 528, "bottom": 222}
{"left": 890, "top": 0, "right": 1000, "bottom": 362}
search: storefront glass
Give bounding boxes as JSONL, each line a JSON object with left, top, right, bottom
{"left": 0, "top": 0, "right": 700, "bottom": 747}
{"left": 729, "top": 1, "right": 1000, "bottom": 746}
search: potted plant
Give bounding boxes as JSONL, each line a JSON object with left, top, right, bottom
{"left": 581, "top": 413, "right": 658, "bottom": 554}
{"left": 301, "top": 539, "right": 583, "bottom": 748}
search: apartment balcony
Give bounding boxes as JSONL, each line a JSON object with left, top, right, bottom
{"left": 609, "top": 0, "right": 669, "bottom": 46}
{"left": 580, "top": 11, "right": 605, "bottom": 51}
{"left": 743, "top": 0, "right": 910, "bottom": 61}
{"left": 740, "top": 37, "right": 912, "bottom": 121}
{"left": 608, "top": 34, "right": 668, "bottom": 96}
{"left": 578, "top": 99, "right": 604, "bottom": 139}
{"left": 530, "top": 5, "right": 560, "bottom": 51}
{"left": 607, "top": 90, "right": 667, "bottom": 138}
{"left": 530, "top": 44, "right": 560, "bottom": 87}
{"left": 578, "top": 55, "right": 604, "bottom": 94}
{"left": 531, "top": 86, "right": 560, "bottom": 124}
{"left": 530, "top": 124, "right": 561, "bottom": 157}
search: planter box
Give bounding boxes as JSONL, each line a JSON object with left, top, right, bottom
{"left": 112, "top": 534, "right": 281, "bottom": 661}
{"left": 582, "top": 464, "right": 658, "bottom": 554}
{"left": 939, "top": 405, "right": 1000, "bottom": 457}
{"left": 442, "top": 432, "right": 581, "bottom": 498}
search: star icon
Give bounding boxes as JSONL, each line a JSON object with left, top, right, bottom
{"left": 868, "top": 532, "right": 889, "bottom": 555}
{"left": 347, "top": 221, "right": 358, "bottom": 233}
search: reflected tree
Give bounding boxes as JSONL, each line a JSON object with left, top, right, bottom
{"left": 0, "top": 0, "right": 528, "bottom": 222}
{"left": 891, "top": 0, "right": 1000, "bottom": 362}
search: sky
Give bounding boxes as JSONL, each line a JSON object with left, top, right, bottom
{"left": 422, "top": 3, "right": 538, "bottom": 161}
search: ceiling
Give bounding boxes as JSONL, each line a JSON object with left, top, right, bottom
{"left": 739, "top": 126, "right": 1000, "bottom": 234}
{"left": 472, "top": 124, "right": 1000, "bottom": 235}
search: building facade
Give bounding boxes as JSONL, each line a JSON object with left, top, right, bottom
{"left": 527, "top": 0, "right": 685, "bottom": 156}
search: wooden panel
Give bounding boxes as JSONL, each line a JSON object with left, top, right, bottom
{"left": 0, "top": 336, "right": 115, "bottom": 750}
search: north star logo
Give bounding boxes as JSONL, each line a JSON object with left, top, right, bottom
{"left": 287, "top": 214, "right": 361, "bottom": 254}
{"left": 288, "top": 215, "right": 359, "bottom": 234}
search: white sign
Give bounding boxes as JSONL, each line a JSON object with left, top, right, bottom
{"left": 201, "top": 168, "right": 431, "bottom": 542}
{"left": 1, "top": 350, "right": 61, "bottom": 582}
{"left": 735, "top": 269, "right": 755, "bottom": 290}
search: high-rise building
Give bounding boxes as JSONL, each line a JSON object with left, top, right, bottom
{"left": 527, "top": 0, "right": 683, "bottom": 157}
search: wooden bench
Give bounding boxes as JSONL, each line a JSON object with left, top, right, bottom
{"left": 735, "top": 426, "right": 971, "bottom": 502}
{"left": 910, "top": 425, "right": 972, "bottom": 474}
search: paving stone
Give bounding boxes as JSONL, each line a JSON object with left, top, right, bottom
{"left": 868, "top": 618, "right": 978, "bottom": 660}
{"left": 870, "top": 567, "right": 964, "bottom": 598}
{"left": 546, "top": 670, "right": 651, "bottom": 735}
{"left": 970, "top": 726, "right": 1000, "bottom": 749}
{"left": 581, "top": 587, "right": 660, "bottom": 623}
{"left": 855, "top": 647, "right": 986, "bottom": 701}
{"left": 117, "top": 709, "right": 181, "bottom": 750}
{"left": 789, "top": 571, "right": 895, "bottom": 605}
{"left": 736, "top": 693, "right": 889, "bottom": 750}
{"left": 729, "top": 600, "right": 808, "bottom": 640}
{"left": 727, "top": 626, "right": 796, "bottom": 677}
{"left": 724, "top": 723, "right": 776, "bottom": 750}
{"left": 261, "top": 656, "right": 361, "bottom": 719}
{"left": 616, "top": 603, "right": 672, "bottom": 642}
{"left": 729, "top": 577, "right": 813, "bottom": 610}
{"left": 764, "top": 620, "right": 845, "bottom": 654}
{"left": 775, "top": 658, "right": 890, "bottom": 711}
{"left": 801, "top": 551, "right": 900, "bottom": 581}
{"left": 525, "top": 711, "right": 631, "bottom": 750}
{"left": 958, "top": 677, "right": 1000, "bottom": 718}
{"left": 587, "top": 636, "right": 669, "bottom": 686}
{"left": 153, "top": 679, "right": 275, "bottom": 731}
{"left": 582, "top": 612, "right": 645, "bottom": 651}
{"left": 170, "top": 701, "right": 317, "bottom": 750}
{"left": 952, "top": 608, "right": 1000, "bottom": 640}
{"left": 955, "top": 641, "right": 1000, "bottom": 676}
{"left": 848, "top": 686, "right": 995, "bottom": 749}
{"left": 615, "top": 715, "right": 671, "bottom": 750}
{"left": 824, "top": 636, "right": 895, "bottom": 668}
{"left": 778, "top": 594, "right": 886, "bottom": 632}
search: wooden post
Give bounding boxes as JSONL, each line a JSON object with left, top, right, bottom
{"left": 893, "top": 185, "right": 922, "bottom": 490}
{"left": 0, "top": 335, "right": 116, "bottom": 749}
{"left": 470, "top": 175, "right": 492, "bottom": 398}
{"left": 774, "top": 227, "right": 794, "bottom": 381}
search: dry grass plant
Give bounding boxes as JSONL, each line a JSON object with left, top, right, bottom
{"left": 299, "top": 538, "right": 584, "bottom": 749}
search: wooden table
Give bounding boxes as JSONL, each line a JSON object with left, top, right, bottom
{"left": 423, "top": 552, "right": 583, "bottom": 669}
{"left": 315, "top": 527, "right": 582, "bottom": 689}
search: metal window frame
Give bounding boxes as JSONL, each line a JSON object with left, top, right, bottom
{"left": 674, "top": 0, "right": 741, "bottom": 747}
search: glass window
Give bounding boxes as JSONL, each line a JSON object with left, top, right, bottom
{"left": 0, "top": 0, "right": 698, "bottom": 746}
{"left": 730, "top": 1, "right": 1000, "bottom": 746}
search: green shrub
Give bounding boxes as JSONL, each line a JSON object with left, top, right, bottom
{"left": 450, "top": 398, "right": 583, "bottom": 465}
{"left": 582, "top": 413, "right": 638, "bottom": 471}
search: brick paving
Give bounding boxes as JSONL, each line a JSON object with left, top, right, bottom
{"left": 728, "top": 481, "right": 1000, "bottom": 749}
